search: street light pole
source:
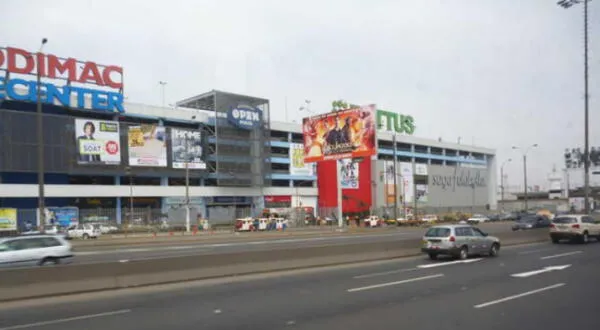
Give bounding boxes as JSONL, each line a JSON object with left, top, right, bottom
{"left": 185, "top": 133, "right": 191, "bottom": 232}
{"left": 558, "top": 0, "right": 591, "bottom": 214}
{"left": 500, "top": 158, "right": 512, "bottom": 211}
{"left": 125, "top": 166, "right": 133, "bottom": 237}
{"left": 159, "top": 81, "right": 167, "bottom": 108}
{"left": 392, "top": 133, "right": 398, "bottom": 221}
{"left": 36, "top": 38, "right": 48, "bottom": 231}
{"left": 513, "top": 144, "right": 538, "bottom": 211}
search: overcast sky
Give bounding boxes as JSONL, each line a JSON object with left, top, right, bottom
{"left": 2, "top": 0, "right": 599, "bottom": 189}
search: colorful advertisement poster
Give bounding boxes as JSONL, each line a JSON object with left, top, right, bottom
{"left": 302, "top": 105, "right": 377, "bottom": 163}
{"left": 400, "top": 162, "right": 414, "bottom": 204}
{"left": 339, "top": 159, "right": 359, "bottom": 189}
{"left": 171, "top": 129, "right": 206, "bottom": 170}
{"left": 127, "top": 125, "right": 167, "bottom": 167}
{"left": 0, "top": 208, "right": 17, "bottom": 231}
{"left": 45, "top": 207, "right": 79, "bottom": 227}
{"left": 74, "top": 119, "right": 121, "bottom": 165}
{"left": 289, "top": 143, "right": 314, "bottom": 176}
{"left": 416, "top": 184, "right": 429, "bottom": 203}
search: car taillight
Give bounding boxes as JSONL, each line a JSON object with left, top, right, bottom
{"left": 550, "top": 224, "right": 555, "bottom": 228}
{"left": 572, "top": 224, "right": 580, "bottom": 229}
{"left": 449, "top": 236, "right": 456, "bottom": 242}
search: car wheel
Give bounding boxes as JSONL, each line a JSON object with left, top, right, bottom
{"left": 428, "top": 253, "right": 438, "bottom": 260}
{"left": 551, "top": 237, "right": 560, "bottom": 244}
{"left": 581, "top": 232, "right": 589, "bottom": 244}
{"left": 458, "top": 246, "right": 468, "bottom": 260}
{"left": 488, "top": 243, "right": 500, "bottom": 257}
{"left": 82, "top": 233, "right": 90, "bottom": 240}
{"left": 39, "top": 257, "right": 59, "bottom": 266}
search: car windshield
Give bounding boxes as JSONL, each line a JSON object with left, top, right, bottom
{"left": 425, "top": 227, "right": 451, "bottom": 238}
{"left": 553, "top": 217, "right": 577, "bottom": 224}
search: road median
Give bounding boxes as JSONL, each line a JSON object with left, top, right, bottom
{"left": 0, "top": 229, "right": 549, "bottom": 302}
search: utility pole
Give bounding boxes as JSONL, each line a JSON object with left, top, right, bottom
{"left": 392, "top": 133, "right": 398, "bottom": 221}
{"left": 159, "top": 81, "right": 167, "bottom": 108}
{"left": 500, "top": 159, "right": 512, "bottom": 211}
{"left": 36, "top": 38, "right": 48, "bottom": 231}
{"left": 125, "top": 166, "right": 133, "bottom": 237}
{"left": 185, "top": 132, "right": 191, "bottom": 232}
{"left": 513, "top": 145, "right": 538, "bottom": 212}
{"left": 558, "top": 0, "right": 591, "bottom": 214}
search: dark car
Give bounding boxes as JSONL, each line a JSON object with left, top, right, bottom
{"left": 512, "top": 215, "right": 552, "bottom": 231}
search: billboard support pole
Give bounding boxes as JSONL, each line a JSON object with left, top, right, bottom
{"left": 336, "top": 159, "right": 343, "bottom": 228}
{"left": 392, "top": 133, "right": 398, "bottom": 221}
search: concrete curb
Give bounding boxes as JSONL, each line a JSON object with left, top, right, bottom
{"left": 0, "top": 230, "right": 549, "bottom": 302}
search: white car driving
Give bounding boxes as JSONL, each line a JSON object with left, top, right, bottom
{"left": 0, "top": 235, "right": 74, "bottom": 267}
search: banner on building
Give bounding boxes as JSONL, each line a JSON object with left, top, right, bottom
{"left": 127, "top": 125, "right": 167, "bottom": 167}
{"left": 400, "top": 162, "right": 414, "bottom": 203}
{"left": 415, "top": 163, "right": 428, "bottom": 176}
{"left": 289, "top": 143, "right": 314, "bottom": 176}
{"left": 384, "top": 160, "right": 396, "bottom": 204}
{"left": 0, "top": 208, "right": 17, "bottom": 231}
{"left": 74, "top": 119, "right": 121, "bottom": 165}
{"left": 416, "top": 184, "right": 428, "bottom": 203}
{"left": 171, "top": 129, "right": 206, "bottom": 170}
{"left": 302, "top": 105, "right": 377, "bottom": 163}
{"left": 339, "top": 159, "right": 359, "bottom": 189}
{"left": 45, "top": 207, "right": 79, "bottom": 227}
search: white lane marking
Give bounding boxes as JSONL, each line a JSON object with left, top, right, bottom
{"left": 417, "top": 258, "right": 483, "bottom": 269}
{"left": 511, "top": 264, "right": 571, "bottom": 278}
{"left": 347, "top": 273, "right": 444, "bottom": 292}
{"left": 474, "top": 283, "right": 566, "bottom": 309}
{"left": 353, "top": 267, "right": 418, "bottom": 279}
{"left": 0, "top": 309, "right": 132, "bottom": 330}
{"left": 540, "top": 251, "right": 582, "bottom": 260}
{"left": 518, "top": 248, "right": 554, "bottom": 255}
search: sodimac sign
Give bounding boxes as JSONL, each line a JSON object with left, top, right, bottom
{"left": 0, "top": 46, "right": 125, "bottom": 113}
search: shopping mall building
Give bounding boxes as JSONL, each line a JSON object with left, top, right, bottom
{"left": 0, "top": 46, "right": 497, "bottom": 227}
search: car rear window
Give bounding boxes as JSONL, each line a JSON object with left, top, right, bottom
{"left": 553, "top": 217, "right": 578, "bottom": 224}
{"left": 425, "top": 227, "right": 451, "bottom": 238}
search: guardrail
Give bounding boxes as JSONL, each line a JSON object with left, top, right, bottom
{"left": 0, "top": 229, "right": 549, "bottom": 302}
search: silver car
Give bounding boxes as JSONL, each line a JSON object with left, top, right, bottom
{"left": 421, "top": 224, "right": 501, "bottom": 260}
{"left": 0, "top": 235, "right": 74, "bottom": 268}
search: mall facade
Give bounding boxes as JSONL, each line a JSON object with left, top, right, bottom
{"left": 0, "top": 47, "right": 497, "bottom": 227}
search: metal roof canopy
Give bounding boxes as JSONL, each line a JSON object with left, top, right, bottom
{"left": 176, "top": 90, "right": 269, "bottom": 111}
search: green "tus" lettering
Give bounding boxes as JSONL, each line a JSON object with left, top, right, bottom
{"left": 331, "top": 100, "right": 416, "bottom": 135}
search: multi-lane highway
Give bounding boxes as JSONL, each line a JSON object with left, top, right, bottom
{"left": 1, "top": 239, "right": 598, "bottom": 330}
{"left": 72, "top": 223, "right": 521, "bottom": 264}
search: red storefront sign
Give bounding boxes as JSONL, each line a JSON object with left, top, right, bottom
{"left": 264, "top": 195, "right": 292, "bottom": 203}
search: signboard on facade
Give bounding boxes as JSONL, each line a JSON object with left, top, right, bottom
{"left": 0, "top": 46, "right": 125, "bottom": 113}
{"left": 74, "top": 118, "right": 121, "bottom": 165}
{"left": 171, "top": 129, "right": 206, "bottom": 170}
{"left": 415, "top": 163, "right": 428, "bottom": 176}
{"left": 289, "top": 143, "right": 314, "bottom": 176}
{"left": 227, "top": 105, "right": 262, "bottom": 130}
{"left": 127, "top": 125, "right": 167, "bottom": 167}
{"left": 427, "top": 165, "right": 489, "bottom": 207}
{"left": 302, "top": 104, "right": 377, "bottom": 162}
{"left": 331, "top": 100, "right": 415, "bottom": 135}
{"left": 339, "top": 159, "right": 359, "bottom": 189}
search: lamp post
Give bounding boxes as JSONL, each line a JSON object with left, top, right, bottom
{"left": 512, "top": 144, "right": 538, "bottom": 211}
{"left": 184, "top": 132, "right": 191, "bottom": 232}
{"left": 159, "top": 81, "right": 167, "bottom": 108}
{"left": 125, "top": 166, "right": 133, "bottom": 236}
{"left": 392, "top": 133, "right": 399, "bottom": 221}
{"left": 557, "top": 0, "right": 591, "bottom": 214}
{"left": 36, "top": 38, "right": 48, "bottom": 231}
{"left": 500, "top": 158, "right": 512, "bottom": 211}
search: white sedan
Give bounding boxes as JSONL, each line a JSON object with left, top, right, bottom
{"left": 467, "top": 214, "right": 490, "bottom": 224}
{"left": 0, "top": 235, "right": 73, "bottom": 267}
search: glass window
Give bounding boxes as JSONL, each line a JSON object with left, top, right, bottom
{"left": 424, "top": 227, "right": 451, "bottom": 238}
{"left": 0, "top": 243, "right": 10, "bottom": 252}
{"left": 553, "top": 217, "right": 578, "bottom": 224}
{"left": 40, "top": 237, "right": 61, "bottom": 247}
{"left": 471, "top": 228, "right": 485, "bottom": 237}
{"left": 456, "top": 227, "right": 474, "bottom": 236}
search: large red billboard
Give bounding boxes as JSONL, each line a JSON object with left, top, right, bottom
{"left": 302, "top": 105, "right": 377, "bottom": 163}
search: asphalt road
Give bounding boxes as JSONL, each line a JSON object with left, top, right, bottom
{"left": 2, "top": 238, "right": 598, "bottom": 330}
{"left": 71, "top": 223, "right": 520, "bottom": 264}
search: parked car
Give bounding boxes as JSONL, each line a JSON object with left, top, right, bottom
{"left": 512, "top": 215, "right": 552, "bottom": 231}
{"left": 550, "top": 214, "right": 600, "bottom": 244}
{"left": 0, "top": 235, "right": 73, "bottom": 267}
{"left": 421, "top": 214, "right": 439, "bottom": 223}
{"left": 421, "top": 224, "right": 501, "bottom": 260}
{"left": 467, "top": 214, "right": 490, "bottom": 225}
{"left": 66, "top": 224, "right": 101, "bottom": 239}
